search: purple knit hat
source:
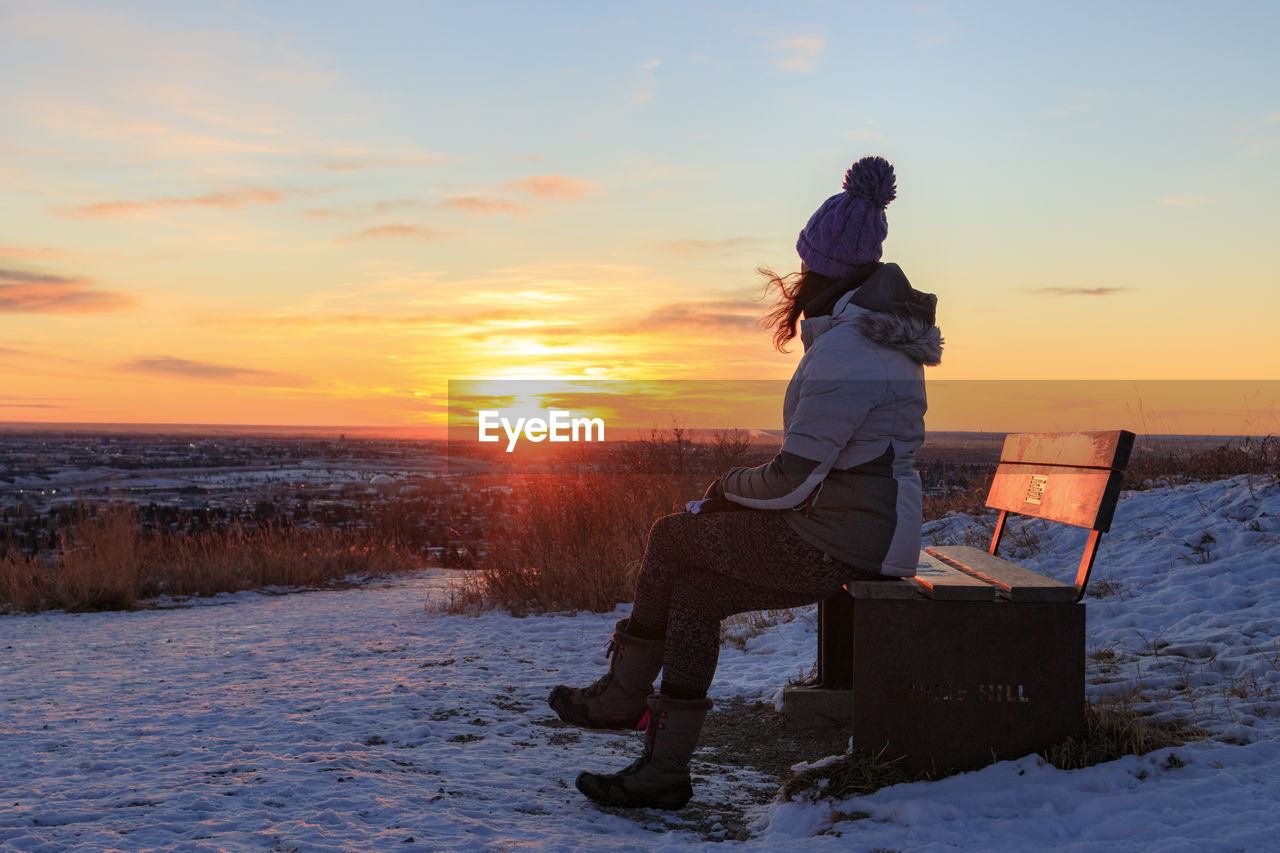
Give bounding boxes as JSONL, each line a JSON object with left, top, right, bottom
{"left": 796, "top": 155, "right": 897, "bottom": 278}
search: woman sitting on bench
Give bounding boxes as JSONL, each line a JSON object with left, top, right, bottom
{"left": 548, "top": 155, "right": 944, "bottom": 809}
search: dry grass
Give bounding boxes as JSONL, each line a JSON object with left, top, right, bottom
{"left": 1126, "top": 435, "right": 1279, "bottom": 489}
{"left": 451, "top": 434, "right": 1280, "bottom": 616}
{"left": 782, "top": 695, "right": 1204, "bottom": 802}
{"left": 0, "top": 503, "right": 419, "bottom": 613}
{"left": 721, "top": 608, "right": 806, "bottom": 651}
{"left": 1043, "top": 696, "right": 1205, "bottom": 771}
{"left": 922, "top": 484, "right": 990, "bottom": 522}
{"left": 448, "top": 473, "right": 704, "bottom": 615}
{"left": 782, "top": 747, "right": 920, "bottom": 801}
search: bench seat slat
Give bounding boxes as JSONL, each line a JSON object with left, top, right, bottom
{"left": 925, "top": 545, "right": 1075, "bottom": 603}
{"left": 846, "top": 578, "right": 918, "bottom": 599}
{"left": 908, "top": 552, "right": 998, "bottom": 600}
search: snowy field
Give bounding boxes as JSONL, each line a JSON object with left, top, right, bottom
{"left": 2, "top": 475, "right": 1279, "bottom": 851}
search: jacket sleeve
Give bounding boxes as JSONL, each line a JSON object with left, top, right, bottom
{"left": 721, "top": 351, "right": 887, "bottom": 509}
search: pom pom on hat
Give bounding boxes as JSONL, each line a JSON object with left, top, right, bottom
{"left": 842, "top": 156, "right": 896, "bottom": 209}
{"left": 797, "top": 155, "right": 896, "bottom": 279}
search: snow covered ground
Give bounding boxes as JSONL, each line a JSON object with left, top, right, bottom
{"left": 2, "top": 474, "right": 1279, "bottom": 851}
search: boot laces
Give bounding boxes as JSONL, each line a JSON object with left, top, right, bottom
{"left": 586, "top": 635, "right": 629, "bottom": 696}
{"left": 635, "top": 707, "right": 651, "bottom": 732}
{"left": 581, "top": 638, "right": 621, "bottom": 699}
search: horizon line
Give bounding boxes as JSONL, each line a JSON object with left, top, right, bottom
{"left": 0, "top": 420, "right": 1269, "bottom": 440}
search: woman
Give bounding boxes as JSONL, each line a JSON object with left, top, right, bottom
{"left": 548, "top": 155, "right": 943, "bottom": 809}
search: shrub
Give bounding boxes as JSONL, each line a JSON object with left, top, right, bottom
{"left": 1126, "top": 435, "right": 1278, "bottom": 488}
{"left": 0, "top": 503, "right": 418, "bottom": 613}
{"left": 450, "top": 473, "right": 704, "bottom": 614}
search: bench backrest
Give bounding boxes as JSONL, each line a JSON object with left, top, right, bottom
{"left": 987, "top": 431, "right": 1134, "bottom": 531}
{"left": 987, "top": 430, "right": 1135, "bottom": 601}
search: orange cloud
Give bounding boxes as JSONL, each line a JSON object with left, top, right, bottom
{"left": 463, "top": 319, "right": 586, "bottom": 344}
{"left": 0, "top": 268, "right": 135, "bottom": 313}
{"left": 120, "top": 356, "right": 278, "bottom": 382}
{"left": 208, "top": 312, "right": 455, "bottom": 332}
{"left": 0, "top": 396, "right": 65, "bottom": 409}
{"left": 305, "top": 199, "right": 427, "bottom": 219}
{"left": 501, "top": 175, "right": 601, "bottom": 200}
{"left": 441, "top": 196, "right": 530, "bottom": 216}
{"left": 1030, "top": 287, "right": 1130, "bottom": 297}
{"left": 0, "top": 246, "right": 70, "bottom": 259}
{"left": 338, "top": 225, "right": 451, "bottom": 242}
{"left": 61, "top": 187, "right": 284, "bottom": 218}
{"left": 621, "top": 299, "right": 762, "bottom": 333}
{"left": 651, "top": 237, "right": 761, "bottom": 257}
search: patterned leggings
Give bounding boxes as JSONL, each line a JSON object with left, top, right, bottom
{"left": 629, "top": 509, "right": 878, "bottom": 697}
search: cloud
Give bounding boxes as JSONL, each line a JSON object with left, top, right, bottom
{"left": 631, "top": 58, "right": 661, "bottom": 105}
{"left": 618, "top": 299, "right": 762, "bottom": 334}
{"left": 0, "top": 396, "right": 64, "bottom": 409}
{"left": 120, "top": 356, "right": 276, "bottom": 381}
{"left": 61, "top": 186, "right": 284, "bottom": 219}
{"left": 305, "top": 199, "right": 429, "bottom": 219}
{"left": 440, "top": 197, "right": 530, "bottom": 216}
{"left": 339, "top": 225, "right": 452, "bottom": 242}
{"left": 209, "top": 312, "right": 455, "bottom": 333}
{"left": 464, "top": 324, "right": 586, "bottom": 345}
{"left": 777, "top": 36, "right": 825, "bottom": 72}
{"left": 650, "top": 237, "right": 762, "bottom": 258}
{"left": 501, "top": 175, "right": 601, "bottom": 201}
{"left": 0, "top": 246, "right": 70, "bottom": 259}
{"left": 1030, "top": 287, "right": 1129, "bottom": 297}
{"left": 0, "top": 267, "right": 135, "bottom": 313}
{"left": 458, "top": 310, "right": 586, "bottom": 342}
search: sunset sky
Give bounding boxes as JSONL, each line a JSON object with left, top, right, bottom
{"left": 2, "top": 1, "right": 1278, "bottom": 435}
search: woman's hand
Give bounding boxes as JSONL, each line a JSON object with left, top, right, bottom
{"left": 685, "top": 478, "right": 741, "bottom": 514}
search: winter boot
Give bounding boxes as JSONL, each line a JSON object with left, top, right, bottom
{"left": 574, "top": 693, "right": 713, "bottom": 810}
{"left": 548, "top": 617, "right": 663, "bottom": 730}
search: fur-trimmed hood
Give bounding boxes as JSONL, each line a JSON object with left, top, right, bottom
{"left": 801, "top": 263, "right": 943, "bottom": 366}
{"left": 856, "top": 311, "right": 944, "bottom": 366}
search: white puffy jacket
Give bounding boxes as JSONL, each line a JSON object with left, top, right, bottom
{"left": 721, "top": 263, "right": 943, "bottom": 576}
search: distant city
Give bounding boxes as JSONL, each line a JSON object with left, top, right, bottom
{"left": 0, "top": 429, "right": 492, "bottom": 564}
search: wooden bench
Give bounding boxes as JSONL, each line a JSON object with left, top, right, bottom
{"left": 782, "top": 429, "right": 1136, "bottom": 773}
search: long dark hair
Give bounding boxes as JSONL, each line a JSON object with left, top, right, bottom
{"left": 759, "top": 263, "right": 878, "bottom": 351}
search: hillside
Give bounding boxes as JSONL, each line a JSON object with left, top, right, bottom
{"left": 2, "top": 474, "right": 1278, "bottom": 850}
